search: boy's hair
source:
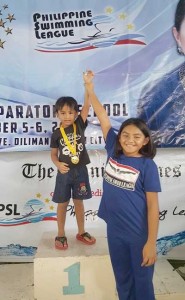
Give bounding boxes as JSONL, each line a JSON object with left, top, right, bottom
{"left": 115, "top": 118, "right": 156, "bottom": 159}
{"left": 55, "top": 96, "right": 78, "bottom": 113}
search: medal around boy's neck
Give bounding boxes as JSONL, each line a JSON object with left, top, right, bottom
{"left": 60, "top": 123, "right": 79, "bottom": 164}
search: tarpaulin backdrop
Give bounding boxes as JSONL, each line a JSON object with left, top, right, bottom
{"left": 0, "top": 149, "right": 185, "bottom": 261}
{"left": 1, "top": 0, "right": 185, "bottom": 150}
{"left": 0, "top": 0, "right": 185, "bottom": 260}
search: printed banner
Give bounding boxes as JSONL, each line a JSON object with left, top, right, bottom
{"left": 0, "top": 0, "right": 185, "bottom": 262}
{"left": 0, "top": 149, "right": 185, "bottom": 260}
{"left": 0, "top": 0, "right": 184, "bottom": 151}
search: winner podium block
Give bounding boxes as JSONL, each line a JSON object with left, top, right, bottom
{"left": 34, "top": 231, "right": 117, "bottom": 300}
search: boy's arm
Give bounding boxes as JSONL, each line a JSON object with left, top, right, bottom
{"left": 84, "top": 71, "right": 111, "bottom": 140}
{"left": 80, "top": 83, "right": 91, "bottom": 123}
{"left": 51, "top": 148, "right": 61, "bottom": 169}
{"left": 51, "top": 148, "right": 69, "bottom": 173}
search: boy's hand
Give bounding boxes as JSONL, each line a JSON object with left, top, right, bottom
{"left": 83, "top": 70, "right": 94, "bottom": 84}
{"left": 58, "top": 162, "right": 70, "bottom": 174}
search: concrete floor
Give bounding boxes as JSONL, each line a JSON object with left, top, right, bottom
{"left": 0, "top": 263, "right": 34, "bottom": 300}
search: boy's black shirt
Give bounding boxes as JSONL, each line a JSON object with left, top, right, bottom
{"left": 50, "top": 115, "right": 90, "bottom": 168}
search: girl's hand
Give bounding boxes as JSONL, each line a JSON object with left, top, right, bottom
{"left": 141, "top": 241, "right": 157, "bottom": 267}
{"left": 58, "top": 162, "right": 70, "bottom": 174}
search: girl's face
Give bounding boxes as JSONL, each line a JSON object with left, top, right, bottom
{"left": 119, "top": 124, "right": 149, "bottom": 157}
{"left": 57, "top": 104, "right": 78, "bottom": 128}
{"left": 173, "top": 18, "right": 185, "bottom": 54}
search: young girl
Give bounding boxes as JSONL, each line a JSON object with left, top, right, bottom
{"left": 84, "top": 71, "right": 161, "bottom": 300}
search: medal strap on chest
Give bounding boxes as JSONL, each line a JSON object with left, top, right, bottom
{"left": 60, "top": 123, "right": 77, "bottom": 156}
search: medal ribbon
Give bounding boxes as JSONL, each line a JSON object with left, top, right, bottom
{"left": 60, "top": 123, "right": 77, "bottom": 155}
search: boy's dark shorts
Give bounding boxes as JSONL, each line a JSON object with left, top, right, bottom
{"left": 52, "top": 165, "right": 92, "bottom": 203}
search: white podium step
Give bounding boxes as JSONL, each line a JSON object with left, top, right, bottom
{"left": 34, "top": 231, "right": 185, "bottom": 300}
{"left": 34, "top": 230, "right": 117, "bottom": 300}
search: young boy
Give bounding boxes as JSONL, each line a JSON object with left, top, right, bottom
{"left": 50, "top": 86, "right": 96, "bottom": 249}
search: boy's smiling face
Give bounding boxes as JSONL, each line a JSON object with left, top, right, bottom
{"left": 57, "top": 104, "right": 78, "bottom": 128}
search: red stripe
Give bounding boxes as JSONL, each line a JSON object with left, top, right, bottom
{"left": 35, "top": 39, "right": 145, "bottom": 53}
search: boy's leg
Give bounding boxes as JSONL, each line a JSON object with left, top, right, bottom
{"left": 73, "top": 199, "right": 96, "bottom": 244}
{"left": 72, "top": 166, "right": 95, "bottom": 244}
{"left": 73, "top": 199, "right": 85, "bottom": 235}
{"left": 57, "top": 202, "right": 69, "bottom": 237}
{"left": 55, "top": 202, "right": 69, "bottom": 249}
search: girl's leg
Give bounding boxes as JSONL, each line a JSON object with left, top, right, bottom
{"left": 107, "top": 225, "right": 135, "bottom": 300}
{"left": 130, "top": 241, "right": 155, "bottom": 300}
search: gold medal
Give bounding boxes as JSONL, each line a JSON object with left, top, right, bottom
{"left": 60, "top": 123, "right": 79, "bottom": 164}
{"left": 71, "top": 156, "right": 79, "bottom": 164}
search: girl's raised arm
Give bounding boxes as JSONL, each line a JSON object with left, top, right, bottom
{"left": 84, "top": 71, "right": 111, "bottom": 140}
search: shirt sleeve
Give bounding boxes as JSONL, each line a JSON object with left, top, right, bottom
{"left": 50, "top": 130, "right": 59, "bottom": 148}
{"left": 105, "top": 128, "right": 117, "bottom": 155}
{"left": 76, "top": 114, "right": 87, "bottom": 131}
{"left": 143, "top": 159, "right": 161, "bottom": 192}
